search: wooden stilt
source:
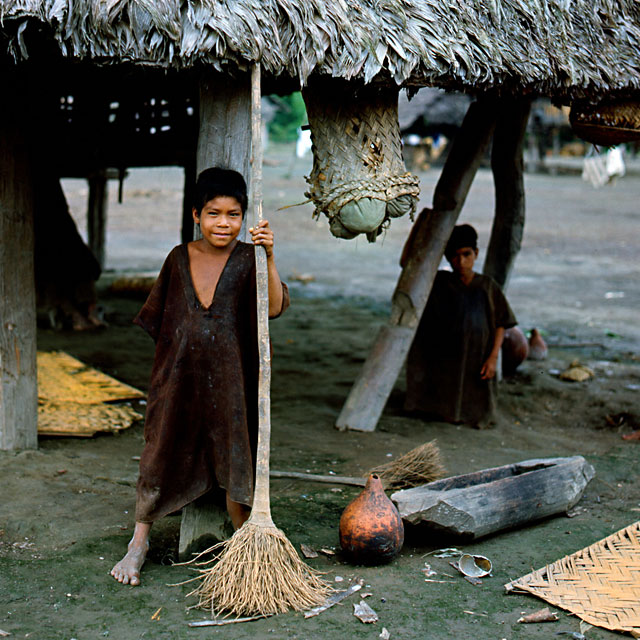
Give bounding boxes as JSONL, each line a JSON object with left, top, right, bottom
{"left": 336, "top": 97, "right": 498, "bottom": 432}
{"left": 179, "top": 72, "right": 252, "bottom": 554}
{"left": 87, "top": 170, "right": 108, "bottom": 269}
{"left": 483, "top": 97, "right": 532, "bottom": 290}
{"left": 0, "top": 86, "right": 38, "bottom": 451}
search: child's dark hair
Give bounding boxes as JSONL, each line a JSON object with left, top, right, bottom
{"left": 194, "top": 167, "right": 248, "bottom": 215}
{"left": 445, "top": 224, "right": 478, "bottom": 261}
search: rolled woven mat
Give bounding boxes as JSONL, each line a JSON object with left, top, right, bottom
{"left": 570, "top": 99, "right": 640, "bottom": 146}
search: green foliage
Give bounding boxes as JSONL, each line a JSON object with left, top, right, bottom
{"left": 267, "top": 92, "right": 307, "bottom": 143}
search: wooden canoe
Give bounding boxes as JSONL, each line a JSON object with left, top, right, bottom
{"left": 391, "top": 456, "right": 595, "bottom": 540}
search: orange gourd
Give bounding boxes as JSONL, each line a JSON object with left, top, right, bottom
{"left": 339, "top": 474, "right": 404, "bottom": 564}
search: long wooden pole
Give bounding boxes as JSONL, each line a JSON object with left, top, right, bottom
{"left": 247, "top": 63, "right": 275, "bottom": 526}
{"left": 483, "top": 97, "right": 532, "bottom": 290}
{"left": 336, "top": 97, "right": 498, "bottom": 432}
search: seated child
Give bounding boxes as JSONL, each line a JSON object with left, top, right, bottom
{"left": 405, "top": 224, "right": 516, "bottom": 428}
{"left": 111, "top": 167, "right": 289, "bottom": 586}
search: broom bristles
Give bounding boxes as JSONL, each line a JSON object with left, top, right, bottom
{"left": 185, "top": 522, "right": 330, "bottom": 617}
{"left": 371, "top": 440, "right": 446, "bottom": 490}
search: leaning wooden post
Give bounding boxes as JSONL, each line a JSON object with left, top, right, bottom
{"left": 483, "top": 97, "right": 532, "bottom": 290}
{"left": 0, "top": 78, "right": 38, "bottom": 451}
{"left": 336, "top": 97, "right": 498, "bottom": 432}
{"left": 179, "top": 71, "right": 252, "bottom": 560}
{"left": 87, "top": 169, "right": 108, "bottom": 269}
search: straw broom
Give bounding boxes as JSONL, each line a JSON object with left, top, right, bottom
{"left": 184, "top": 64, "right": 329, "bottom": 617}
{"left": 370, "top": 440, "right": 446, "bottom": 490}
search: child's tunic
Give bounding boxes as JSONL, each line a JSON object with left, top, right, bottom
{"left": 133, "top": 242, "right": 289, "bottom": 522}
{"left": 405, "top": 271, "right": 516, "bottom": 427}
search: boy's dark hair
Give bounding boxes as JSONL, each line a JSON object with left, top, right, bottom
{"left": 194, "top": 167, "right": 248, "bottom": 215}
{"left": 445, "top": 224, "right": 478, "bottom": 261}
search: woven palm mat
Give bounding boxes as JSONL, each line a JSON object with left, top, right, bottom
{"left": 505, "top": 521, "right": 640, "bottom": 637}
{"left": 37, "top": 351, "right": 145, "bottom": 437}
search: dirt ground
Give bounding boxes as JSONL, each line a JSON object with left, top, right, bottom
{"left": 1, "top": 144, "right": 639, "bottom": 640}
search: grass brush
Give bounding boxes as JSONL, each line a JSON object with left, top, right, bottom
{"left": 182, "top": 63, "right": 329, "bottom": 617}
{"left": 184, "top": 522, "right": 329, "bottom": 616}
{"left": 371, "top": 440, "right": 446, "bottom": 490}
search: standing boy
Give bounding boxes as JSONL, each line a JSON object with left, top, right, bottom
{"left": 111, "top": 168, "right": 288, "bottom": 586}
{"left": 405, "top": 224, "right": 516, "bottom": 428}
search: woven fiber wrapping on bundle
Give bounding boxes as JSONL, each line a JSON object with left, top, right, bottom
{"left": 570, "top": 98, "right": 640, "bottom": 147}
{"left": 303, "top": 80, "right": 420, "bottom": 242}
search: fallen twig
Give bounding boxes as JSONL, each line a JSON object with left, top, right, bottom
{"left": 547, "top": 342, "right": 605, "bottom": 349}
{"left": 270, "top": 470, "right": 365, "bottom": 487}
{"left": 188, "top": 614, "right": 270, "bottom": 627}
{"left": 304, "top": 579, "right": 363, "bottom": 618}
{"left": 518, "top": 607, "right": 559, "bottom": 623}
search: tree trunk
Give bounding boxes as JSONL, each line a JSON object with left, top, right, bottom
{"left": 0, "top": 80, "right": 38, "bottom": 451}
{"left": 336, "top": 97, "right": 498, "bottom": 432}
{"left": 179, "top": 73, "right": 253, "bottom": 552}
{"left": 483, "top": 97, "right": 532, "bottom": 290}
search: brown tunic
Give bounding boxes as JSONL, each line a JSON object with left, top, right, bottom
{"left": 133, "top": 242, "right": 289, "bottom": 522}
{"left": 405, "top": 271, "right": 516, "bottom": 427}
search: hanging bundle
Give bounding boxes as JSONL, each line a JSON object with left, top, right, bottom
{"left": 570, "top": 98, "right": 640, "bottom": 147}
{"left": 303, "top": 80, "right": 420, "bottom": 242}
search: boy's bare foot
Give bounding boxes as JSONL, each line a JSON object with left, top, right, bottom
{"left": 111, "top": 539, "right": 149, "bottom": 586}
{"left": 111, "top": 522, "right": 152, "bottom": 586}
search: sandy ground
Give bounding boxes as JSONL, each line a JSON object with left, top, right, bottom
{"left": 1, "top": 144, "right": 639, "bottom": 639}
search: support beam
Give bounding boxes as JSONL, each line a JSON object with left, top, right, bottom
{"left": 0, "top": 84, "right": 38, "bottom": 451}
{"left": 336, "top": 97, "right": 498, "bottom": 432}
{"left": 179, "top": 72, "right": 253, "bottom": 552}
{"left": 483, "top": 97, "right": 532, "bottom": 290}
{"left": 87, "top": 170, "right": 108, "bottom": 269}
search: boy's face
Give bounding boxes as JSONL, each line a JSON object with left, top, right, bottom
{"left": 193, "top": 196, "right": 243, "bottom": 249}
{"left": 448, "top": 246, "right": 478, "bottom": 277}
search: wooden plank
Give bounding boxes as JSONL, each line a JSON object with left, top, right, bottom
{"left": 179, "top": 72, "right": 253, "bottom": 552}
{"left": 391, "top": 456, "right": 595, "bottom": 540}
{"left": 336, "top": 97, "right": 498, "bottom": 431}
{"left": 178, "top": 490, "right": 234, "bottom": 561}
{"left": 87, "top": 170, "right": 108, "bottom": 269}
{"left": 483, "top": 97, "right": 532, "bottom": 290}
{"left": 0, "top": 82, "right": 38, "bottom": 451}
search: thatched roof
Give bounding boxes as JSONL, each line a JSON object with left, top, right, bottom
{"left": 2, "top": 1, "right": 640, "bottom": 98}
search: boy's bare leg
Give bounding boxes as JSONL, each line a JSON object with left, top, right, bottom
{"left": 110, "top": 521, "right": 151, "bottom": 586}
{"left": 226, "top": 494, "right": 251, "bottom": 530}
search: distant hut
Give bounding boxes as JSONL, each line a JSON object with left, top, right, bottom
{"left": 2, "top": 1, "right": 640, "bottom": 451}
{"left": 399, "top": 88, "right": 471, "bottom": 170}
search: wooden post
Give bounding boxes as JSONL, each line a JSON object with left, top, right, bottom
{"left": 87, "top": 170, "right": 108, "bottom": 269}
{"left": 194, "top": 73, "right": 252, "bottom": 241}
{"left": 179, "top": 72, "right": 252, "bottom": 558}
{"left": 0, "top": 81, "right": 38, "bottom": 451}
{"left": 483, "top": 97, "right": 532, "bottom": 290}
{"left": 181, "top": 159, "right": 197, "bottom": 245}
{"left": 336, "top": 97, "right": 498, "bottom": 432}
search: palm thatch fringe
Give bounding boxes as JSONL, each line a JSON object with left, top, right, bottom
{"left": 2, "top": 1, "right": 640, "bottom": 96}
